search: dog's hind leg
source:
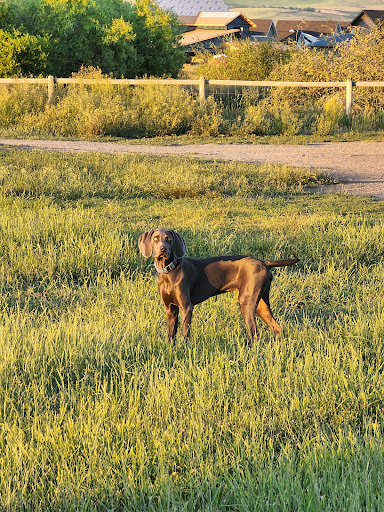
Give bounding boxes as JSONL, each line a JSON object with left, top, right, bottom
{"left": 239, "top": 295, "right": 259, "bottom": 345}
{"left": 238, "top": 267, "right": 271, "bottom": 345}
{"left": 256, "top": 284, "right": 282, "bottom": 338}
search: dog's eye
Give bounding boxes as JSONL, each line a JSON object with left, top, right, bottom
{"left": 153, "top": 236, "right": 159, "bottom": 242}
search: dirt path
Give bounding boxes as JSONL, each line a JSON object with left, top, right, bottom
{"left": 1, "top": 138, "right": 384, "bottom": 200}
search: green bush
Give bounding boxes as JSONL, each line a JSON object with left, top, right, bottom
{"left": 264, "top": 26, "right": 384, "bottom": 130}
{"left": 316, "top": 95, "right": 347, "bottom": 135}
{"left": 0, "top": 28, "right": 48, "bottom": 77}
{"left": 197, "top": 38, "right": 288, "bottom": 81}
{"left": 0, "top": 0, "right": 185, "bottom": 78}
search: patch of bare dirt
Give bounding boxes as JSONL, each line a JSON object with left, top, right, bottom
{"left": 1, "top": 138, "right": 384, "bottom": 200}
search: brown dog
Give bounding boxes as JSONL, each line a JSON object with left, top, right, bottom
{"left": 138, "top": 229, "right": 299, "bottom": 344}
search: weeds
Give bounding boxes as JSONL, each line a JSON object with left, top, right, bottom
{"left": 2, "top": 77, "right": 382, "bottom": 139}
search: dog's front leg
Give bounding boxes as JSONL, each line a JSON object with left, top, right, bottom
{"left": 180, "top": 304, "right": 193, "bottom": 342}
{"left": 165, "top": 304, "right": 179, "bottom": 343}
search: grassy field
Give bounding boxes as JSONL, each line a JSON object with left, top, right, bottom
{"left": 0, "top": 149, "right": 384, "bottom": 511}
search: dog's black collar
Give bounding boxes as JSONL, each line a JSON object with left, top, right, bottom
{"left": 154, "top": 255, "right": 180, "bottom": 274}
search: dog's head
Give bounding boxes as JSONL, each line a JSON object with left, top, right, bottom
{"left": 138, "top": 229, "right": 186, "bottom": 261}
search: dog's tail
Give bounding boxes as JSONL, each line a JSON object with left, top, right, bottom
{"left": 264, "top": 258, "right": 299, "bottom": 268}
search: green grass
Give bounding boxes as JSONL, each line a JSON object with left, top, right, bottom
{"left": 0, "top": 149, "right": 384, "bottom": 511}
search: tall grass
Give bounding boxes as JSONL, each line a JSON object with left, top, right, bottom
{"left": 0, "top": 149, "right": 383, "bottom": 510}
{"left": 0, "top": 71, "right": 223, "bottom": 139}
{"left": 1, "top": 60, "right": 384, "bottom": 139}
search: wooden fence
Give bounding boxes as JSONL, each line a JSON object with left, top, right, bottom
{"left": 1, "top": 75, "right": 384, "bottom": 114}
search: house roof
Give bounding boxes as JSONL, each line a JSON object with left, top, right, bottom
{"left": 178, "top": 15, "right": 198, "bottom": 26}
{"left": 300, "top": 32, "right": 354, "bottom": 48}
{"left": 249, "top": 19, "right": 274, "bottom": 35}
{"left": 339, "top": 21, "right": 352, "bottom": 31}
{"left": 194, "top": 11, "right": 256, "bottom": 28}
{"left": 351, "top": 10, "right": 384, "bottom": 26}
{"left": 158, "top": 0, "right": 230, "bottom": 16}
{"left": 276, "top": 20, "right": 341, "bottom": 41}
{"left": 180, "top": 28, "right": 240, "bottom": 46}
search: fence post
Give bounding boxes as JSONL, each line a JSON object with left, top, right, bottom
{"left": 199, "top": 76, "right": 206, "bottom": 106}
{"left": 47, "top": 75, "right": 56, "bottom": 105}
{"left": 346, "top": 79, "right": 353, "bottom": 116}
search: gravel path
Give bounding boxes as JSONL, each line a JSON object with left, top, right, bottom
{"left": 1, "top": 138, "right": 384, "bottom": 200}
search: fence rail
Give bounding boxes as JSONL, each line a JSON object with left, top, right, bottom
{"left": 1, "top": 75, "right": 384, "bottom": 114}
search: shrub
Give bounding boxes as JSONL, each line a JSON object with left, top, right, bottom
{"left": 2, "top": 24, "right": 384, "bottom": 139}
{"left": 268, "top": 26, "right": 384, "bottom": 116}
{"left": 194, "top": 28, "right": 384, "bottom": 137}
{"left": 316, "top": 95, "right": 346, "bottom": 135}
{"left": 189, "top": 96, "right": 223, "bottom": 136}
{"left": 3, "top": 68, "right": 222, "bottom": 138}
{"left": 0, "top": 28, "right": 48, "bottom": 77}
{"left": 0, "top": 82, "right": 47, "bottom": 127}
{"left": 197, "top": 39, "right": 289, "bottom": 81}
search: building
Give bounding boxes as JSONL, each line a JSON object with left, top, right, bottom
{"left": 249, "top": 19, "right": 277, "bottom": 41}
{"left": 350, "top": 10, "right": 384, "bottom": 30}
{"left": 179, "top": 12, "right": 256, "bottom": 55}
{"left": 177, "top": 6, "right": 357, "bottom": 56}
{"left": 297, "top": 32, "right": 354, "bottom": 48}
{"left": 276, "top": 20, "right": 343, "bottom": 42}
{"left": 158, "top": 0, "right": 229, "bottom": 16}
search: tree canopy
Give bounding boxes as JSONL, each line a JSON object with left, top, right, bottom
{"left": 0, "top": 0, "right": 185, "bottom": 77}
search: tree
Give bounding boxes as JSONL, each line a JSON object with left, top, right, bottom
{"left": 130, "top": 0, "right": 185, "bottom": 77}
{"left": 0, "top": 28, "right": 48, "bottom": 76}
{"left": 0, "top": 0, "right": 185, "bottom": 77}
{"left": 100, "top": 16, "right": 139, "bottom": 77}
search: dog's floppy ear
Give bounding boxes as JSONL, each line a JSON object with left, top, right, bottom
{"left": 138, "top": 229, "right": 155, "bottom": 258}
{"left": 171, "top": 230, "right": 187, "bottom": 258}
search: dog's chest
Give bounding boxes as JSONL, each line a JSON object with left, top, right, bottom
{"left": 158, "top": 276, "right": 182, "bottom": 305}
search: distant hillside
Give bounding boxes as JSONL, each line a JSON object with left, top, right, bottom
{"left": 233, "top": 7, "right": 356, "bottom": 21}
{"left": 226, "top": 1, "right": 382, "bottom": 21}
